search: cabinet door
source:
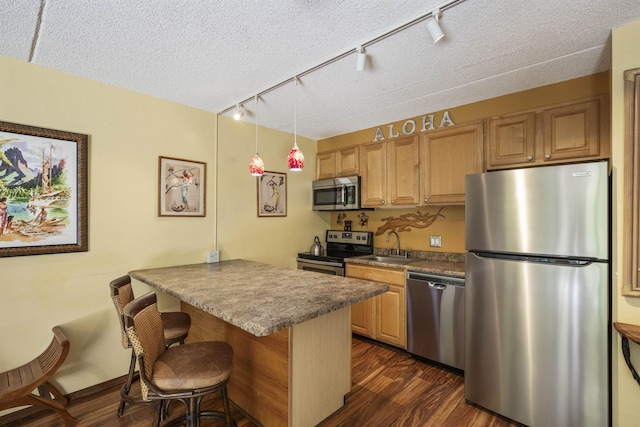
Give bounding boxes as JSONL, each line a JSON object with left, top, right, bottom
{"left": 360, "top": 142, "right": 387, "bottom": 207}
{"left": 388, "top": 136, "right": 420, "bottom": 206}
{"left": 487, "top": 113, "right": 536, "bottom": 169}
{"left": 421, "top": 122, "right": 484, "bottom": 204}
{"left": 336, "top": 146, "right": 359, "bottom": 177}
{"left": 541, "top": 99, "right": 601, "bottom": 162}
{"left": 376, "top": 282, "right": 406, "bottom": 348}
{"left": 316, "top": 151, "right": 336, "bottom": 179}
{"left": 350, "top": 298, "right": 374, "bottom": 337}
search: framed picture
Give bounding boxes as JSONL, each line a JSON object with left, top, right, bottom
{"left": 257, "top": 171, "right": 287, "bottom": 217}
{"left": 0, "top": 121, "right": 88, "bottom": 257}
{"left": 159, "top": 156, "right": 206, "bottom": 217}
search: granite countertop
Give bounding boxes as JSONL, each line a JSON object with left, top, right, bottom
{"left": 346, "top": 251, "right": 466, "bottom": 278}
{"left": 129, "top": 259, "right": 388, "bottom": 337}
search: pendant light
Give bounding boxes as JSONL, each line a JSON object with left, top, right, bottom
{"left": 249, "top": 95, "right": 264, "bottom": 176}
{"left": 287, "top": 76, "right": 304, "bottom": 171}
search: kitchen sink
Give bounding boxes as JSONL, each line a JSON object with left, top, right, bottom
{"left": 358, "top": 255, "right": 415, "bottom": 264}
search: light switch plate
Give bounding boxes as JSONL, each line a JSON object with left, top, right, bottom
{"left": 429, "top": 235, "right": 442, "bottom": 248}
{"left": 206, "top": 250, "right": 220, "bottom": 263}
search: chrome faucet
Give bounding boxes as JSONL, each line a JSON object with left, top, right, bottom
{"left": 386, "top": 230, "right": 401, "bottom": 256}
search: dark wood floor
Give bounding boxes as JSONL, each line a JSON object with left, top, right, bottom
{"left": 4, "top": 337, "right": 515, "bottom": 427}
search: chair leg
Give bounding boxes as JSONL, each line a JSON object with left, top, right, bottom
{"left": 221, "top": 386, "right": 233, "bottom": 427}
{"left": 23, "top": 394, "right": 77, "bottom": 426}
{"left": 152, "top": 401, "right": 163, "bottom": 427}
{"left": 118, "top": 349, "right": 137, "bottom": 416}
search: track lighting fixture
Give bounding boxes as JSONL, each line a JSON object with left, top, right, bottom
{"left": 249, "top": 95, "right": 264, "bottom": 176}
{"left": 426, "top": 8, "right": 444, "bottom": 43}
{"left": 287, "top": 77, "right": 304, "bottom": 171}
{"left": 356, "top": 46, "right": 367, "bottom": 71}
{"left": 233, "top": 104, "right": 244, "bottom": 120}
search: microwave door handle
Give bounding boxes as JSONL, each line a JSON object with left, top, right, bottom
{"left": 341, "top": 185, "right": 346, "bottom": 207}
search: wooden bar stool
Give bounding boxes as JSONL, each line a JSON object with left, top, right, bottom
{"left": 0, "top": 326, "right": 77, "bottom": 426}
{"left": 110, "top": 275, "right": 191, "bottom": 416}
{"left": 124, "top": 292, "right": 234, "bottom": 427}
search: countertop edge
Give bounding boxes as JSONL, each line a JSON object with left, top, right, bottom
{"left": 345, "top": 256, "right": 465, "bottom": 278}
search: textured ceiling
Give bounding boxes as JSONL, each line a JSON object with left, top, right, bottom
{"left": 2, "top": 0, "right": 640, "bottom": 140}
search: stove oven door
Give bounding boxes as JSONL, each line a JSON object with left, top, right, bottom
{"left": 296, "top": 258, "right": 344, "bottom": 276}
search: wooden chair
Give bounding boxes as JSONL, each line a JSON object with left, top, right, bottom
{"left": 110, "top": 275, "right": 191, "bottom": 416}
{"left": 124, "top": 292, "right": 234, "bottom": 427}
{"left": 0, "top": 326, "right": 77, "bottom": 426}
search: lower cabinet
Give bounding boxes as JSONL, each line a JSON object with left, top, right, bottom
{"left": 346, "top": 264, "right": 406, "bottom": 349}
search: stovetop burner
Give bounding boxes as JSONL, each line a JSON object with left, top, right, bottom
{"left": 298, "top": 230, "right": 373, "bottom": 262}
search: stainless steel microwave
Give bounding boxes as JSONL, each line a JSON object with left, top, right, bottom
{"left": 312, "top": 176, "right": 362, "bottom": 211}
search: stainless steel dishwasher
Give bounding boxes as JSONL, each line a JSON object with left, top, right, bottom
{"left": 406, "top": 271, "right": 465, "bottom": 370}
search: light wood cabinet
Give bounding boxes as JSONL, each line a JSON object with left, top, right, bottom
{"left": 316, "top": 146, "right": 359, "bottom": 179}
{"left": 487, "top": 96, "right": 609, "bottom": 170}
{"left": 346, "top": 264, "right": 406, "bottom": 349}
{"left": 360, "top": 136, "right": 420, "bottom": 208}
{"left": 420, "top": 122, "right": 483, "bottom": 205}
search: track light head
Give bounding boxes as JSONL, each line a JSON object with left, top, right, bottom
{"left": 233, "top": 104, "right": 244, "bottom": 120}
{"left": 426, "top": 8, "right": 444, "bottom": 43}
{"left": 356, "top": 46, "right": 367, "bottom": 71}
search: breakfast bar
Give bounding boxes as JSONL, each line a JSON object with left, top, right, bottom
{"left": 129, "top": 259, "right": 388, "bottom": 427}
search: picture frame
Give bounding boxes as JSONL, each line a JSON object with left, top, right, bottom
{"left": 159, "top": 156, "right": 206, "bottom": 217}
{"left": 0, "top": 121, "right": 88, "bottom": 257}
{"left": 257, "top": 171, "right": 287, "bottom": 217}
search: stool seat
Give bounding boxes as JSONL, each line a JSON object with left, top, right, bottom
{"left": 160, "top": 311, "right": 191, "bottom": 344}
{"left": 152, "top": 341, "right": 233, "bottom": 391}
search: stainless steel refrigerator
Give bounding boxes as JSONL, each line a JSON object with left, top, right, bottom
{"left": 464, "top": 161, "right": 610, "bottom": 427}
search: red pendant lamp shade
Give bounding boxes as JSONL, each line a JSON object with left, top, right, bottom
{"left": 249, "top": 153, "right": 264, "bottom": 176}
{"left": 249, "top": 95, "right": 264, "bottom": 176}
{"left": 289, "top": 77, "right": 304, "bottom": 171}
{"left": 288, "top": 143, "right": 304, "bottom": 171}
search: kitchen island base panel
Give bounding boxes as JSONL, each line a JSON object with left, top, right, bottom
{"left": 182, "top": 302, "right": 351, "bottom": 427}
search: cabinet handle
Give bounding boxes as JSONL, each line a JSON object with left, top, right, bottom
{"left": 527, "top": 156, "right": 534, "bottom": 161}
{"left": 424, "top": 197, "right": 429, "bottom": 203}
{"left": 381, "top": 200, "right": 386, "bottom": 205}
{"left": 545, "top": 153, "right": 551, "bottom": 159}
{"left": 391, "top": 200, "right": 395, "bottom": 204}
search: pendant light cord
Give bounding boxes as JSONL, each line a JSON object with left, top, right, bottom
{"left": 294, "top": 76, "right": 298, "bottom": 145}
{"left": 255, "top": 94, "right": 258, "bottom": 152}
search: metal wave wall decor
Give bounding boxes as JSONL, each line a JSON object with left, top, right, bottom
{"left": 375, "top": 207, "right": 446, "bottom": 235}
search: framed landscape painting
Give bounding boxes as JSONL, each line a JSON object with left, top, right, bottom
{"left": 159, "top": 156, "right": 206, "bottom": 217}
{"left": 257, "top": 171, "right": 287, "bottom": 217}
{"left": 0, "top": 121, "right": 88, "bottom": 257}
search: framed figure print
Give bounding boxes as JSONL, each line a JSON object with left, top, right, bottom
{"left": 257, "top": 171, "right": 287, "bottom": 217}
{"left": 159, "top": 156, "right": 206, "bottom": 217}
{"left": 0, "top": 121, "right": 88, "bottom": 257}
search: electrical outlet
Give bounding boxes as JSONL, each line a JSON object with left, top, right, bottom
{"left": 206, "top": 250, "right": 220, "bottom": 263}
{"left": 429, "top": 235, "right": 442, "bottom": 248}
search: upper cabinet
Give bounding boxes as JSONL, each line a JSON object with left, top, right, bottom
{"left": 316, "top": 146, "right": 359, "bottom": 179}
{"left": 487, "top": 96, "right": 609, "bottom": 170}
{"left": 420, "top": 122, "right": 484, "bottom": 205}
{"left": 360, "top": 136, "right": 420, "bottom": 208}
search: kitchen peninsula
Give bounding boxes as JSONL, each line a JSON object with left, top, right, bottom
{"left": 129, "top": 259, "right": 389, "bottom": 427}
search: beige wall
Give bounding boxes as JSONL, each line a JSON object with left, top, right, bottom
{"left": 0, "top": 54, "right": 217, "bottom": 396}
{"left": 612, "top": 20, "right": 640, "bottom": 427}
{"left": 216, "top": 115, "right": 330, "bottom": 267}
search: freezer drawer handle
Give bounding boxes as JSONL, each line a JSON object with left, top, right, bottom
{"left": 428, "top": 281, "right": 446, "bottom": 290}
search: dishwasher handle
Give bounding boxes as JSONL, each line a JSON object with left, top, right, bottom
{"left": 428, "top": 281, "right": 447, "bottom": 290}
{"left": 407, "top": 271, "right": 465, "bottom": 288}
